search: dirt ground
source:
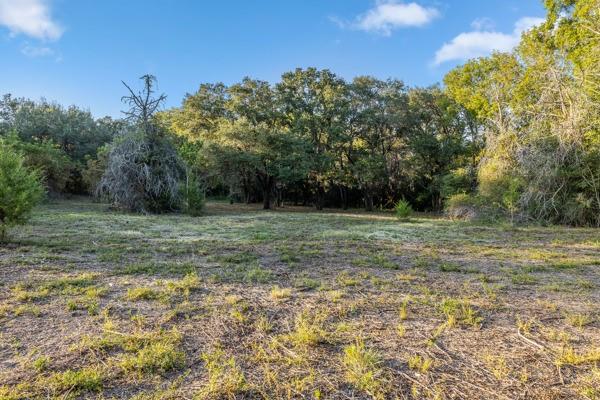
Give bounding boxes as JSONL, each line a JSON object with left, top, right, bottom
{"left": 0, "top": 199, "right": 599, "bottom": 399}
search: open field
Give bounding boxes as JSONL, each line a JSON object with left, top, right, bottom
{"left": 0, "top": 199, "right": 599, "bottom": 399}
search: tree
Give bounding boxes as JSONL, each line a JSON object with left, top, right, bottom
{"left": 98, "top": 75, "right": 184, "bottom": 212}
{"left": 277, "top": 68, "right": 348, "bottom": 210}
{"left": 0, "top": 94, "right": 115, "bottom": 194}
{"left": 443, "top": 0, "right": 600, "bottom": 226}
{"left": 173, "top": 78, "right": 309, "bottom": 209}
{"left": 406, "top": 87, "right": 471, "bottom": 210}
{"left": 346, "top": 77, "right": 408, "bottom": 210}
{"left": 0, "top": 140, "right": 44, "bottom": 241}
{"left": 3, "top": 132, "right": 73, "bottom": 195}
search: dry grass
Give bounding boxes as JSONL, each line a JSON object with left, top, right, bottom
{"left": 0, "top": 198, "right": 599, "bottom": 399}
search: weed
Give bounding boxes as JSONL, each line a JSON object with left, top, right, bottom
{"left": 438, "top": 298, "right": 483, "bottom": 328}
{"left": 244, "top": 266, "right": 274, "bottom": 283}
{"left": 270, "top": 286, "right": 292, "bottom": 300}
{"left": 511, "top": 272, "right": 538, "bottom": 285}
{"left": 407, "top": 354, "right": 433, "bottom": 374}
{"left": 342, "top": 339, "right": 385, "bottom": 398}
{"left": 126, "top": 287, "right": 162, "bottom": 301}
{"left": 47, "top": 366, "right": 103, "bottom": 395}
{"left": 197, "top": 349, "right": 246, "bottom": 399}
{"left": 285, "top": 309, "right": 329, "bottom": 347}
{"left": 293, "top": 277, "right": 321, "bottom": 290}
{"left": 13, "top": 304, "right": 41, "bottom": 317}
{"left": 399, "top": 298, "right": 409, "bottom": 321}
{"left": 440, "top": 262, "right": 462, "bottom": 272}
{"left": 397, "top": 323, "right": 407, "bottom": 338}
{"left": 118, "top": 262, "right": 197, "bottom": 276}
{"left": 483, "top": 354, "right": 509, "bottom": 380}
{"left": 565, "top": 312, "right": 594, "bottom": 329}
{"left": 120, "top": 340, "right": 185, "bottom": 374}
{"left": 32, "top": 355, "right": 50, "bottom": 372}
{"left": 555, "top": 346, "right": 600, "bottom": 366}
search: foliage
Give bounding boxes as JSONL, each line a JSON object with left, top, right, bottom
{"left": 3, "top": 0, "right": 598, "bottom": 226}
{"left": 181, "top": 171, "right": 205, "bottom": 216}
{"left": 440, "top": 167, "right": 474, "bottom": 199}
{"left": 394, "top": 199, "right": 413, "bottom": 219}
{"left": 198, "top": 349, "right": 246, "bottom": 399}
{"left": 4, "top": 132, "right": 73, "bottom": 194}
{"left": 82, "top": 144, "right": 109, "bottom": 193}
{"left": 0, "top": 94, "right": 116, "bottom": 194}
{"left": 0, "top": 140, "right": 44, "bottom": 240}
{"left": 98, "top": 76, "right": 184, "bottom": 213}
{"left": 168, "top": 70, "right": 475, "bottom": 212}
{"left": 98, "top": 131, "right": 183, "bottom": 212}
{"left": 0, "top": 94, "right": 115, "bottom": 162}
{"left": 445, "top": 193, "right": 481, "bottom": 221}
{"left": 444, "top": 0, "right": 600, "bottom": 226}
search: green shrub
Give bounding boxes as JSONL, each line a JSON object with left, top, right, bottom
{"left": 440, "top": 167, "right": 474, "bottom": 199}
{"left": 5, "top": 133, "right": 73, "bottom": 195}
{"left": 394, "top": 199, "right": 413, "bottom": 219}
{"left": 182, "top": 172, "right": 205, "bottom": 216}
{"left": 82, "top": 144, "right": 109, "bottom": 194}
{"left": 0, "top": 141, "right": 44, "bottom": 240}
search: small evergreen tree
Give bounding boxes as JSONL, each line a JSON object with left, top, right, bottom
{"left": 0, "top": 141, "right": 44, "bottom": 240}
{"left": 98, "top": 76, "right": 184, "bottom": 212}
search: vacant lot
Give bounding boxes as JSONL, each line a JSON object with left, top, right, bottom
{"left": 0, "top": 200, "right": 599, "bottom": 399}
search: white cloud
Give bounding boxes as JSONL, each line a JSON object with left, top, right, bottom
{"left": 335, "top": 1, "right": 439, "bottom": 36}
{"left": 21, "top": 44, "right": 53, "bottom": 57}
{"left": 0, "top": 0, "right": 63, "bottom": 40}
{"left": 470, "top": 17, "right": 495, "bottom": 31}
{"left": 433, "top": 16, "right": 544, "bottom": 65}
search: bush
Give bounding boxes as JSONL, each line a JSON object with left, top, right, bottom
{"left": 445, "top": 193, "right": 484, "bottom": 221}
{"left": 98, "top": 131, "right": 184, "bottom": 213}
{"left": 5, "top": 133, "right": 73, "bottom": 195}
{"left": 82, "top": 144, "right": 109, "bottom": 194}
{"left": 97, "top": 75, "right": 185, "bottom": 213}
{"left": 181, "top": 172, "right": 205, "bottom": 216}
{"left": 394, "top": 199, "right": 413, "bottom": 219}
{"left": 440, "top": 167, "right": 474, "bottom": 199}
{"left": 0, "top": 142, "right": 44, "bottom": 240}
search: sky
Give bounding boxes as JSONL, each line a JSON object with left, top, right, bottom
{"left": 0, "top": 0, "right": 546, "bottom": 118}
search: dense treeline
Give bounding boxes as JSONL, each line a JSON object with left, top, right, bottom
{"left": 444, "top": 0, "right": 600, "bottom": 226}
{"left": 1, "top": 0, "right": 598, "bottom": 227}
{"left": 164, "top": 74, "right": 480, "bottom": 212}
{"left": 0, "top": 94, "right": 118, "bottom": 195}
{"left": 162, "top": 0, "right": 599, "bottom": 225}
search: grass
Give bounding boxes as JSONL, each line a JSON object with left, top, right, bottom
{"left": 437, "top": 297, "right": 483, "bottom": 328}
{"left": 120, "top": 340, "right": 185, "bottom": 374}
{"left": 284, "top": 309, "right": 329, "bottom": 348}
{"left": 47, "top": 366, "right": 104, "bottom": 395}
{"left": 407, "top": 354, "right": 433, "bottom": 374}
{"left": 270, "top": 286, "right": 292, "bottom": 300}
{"left": 0, "top": 198, "right": 598, "bottom": 399}
{"left": 198, "top": 349, "right": 246, "bottom": 399}
{"left": 126, "top": 286, "right": 163, "bottom": 301}
{"left": 342, "top": 339, "right": 385, "bottom": 398}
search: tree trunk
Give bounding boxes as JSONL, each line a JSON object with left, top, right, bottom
{"left": 261, "top": 176, "right": 273, "bottom": 210}
{"left": 339, "top": 186, "right": 348, "bottom": 210}
{"left": 315, "top": 185, "right": 325, "bottom": 210}
{"left": 263, "top": 188, "right": 271, "bottom": 210}
{"left": 364, "top": 191, "right": 374, "bottom": 212}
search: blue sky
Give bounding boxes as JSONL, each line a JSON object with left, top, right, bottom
{"left": 1, "top": 0, "right": 545, "bottom": 117}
